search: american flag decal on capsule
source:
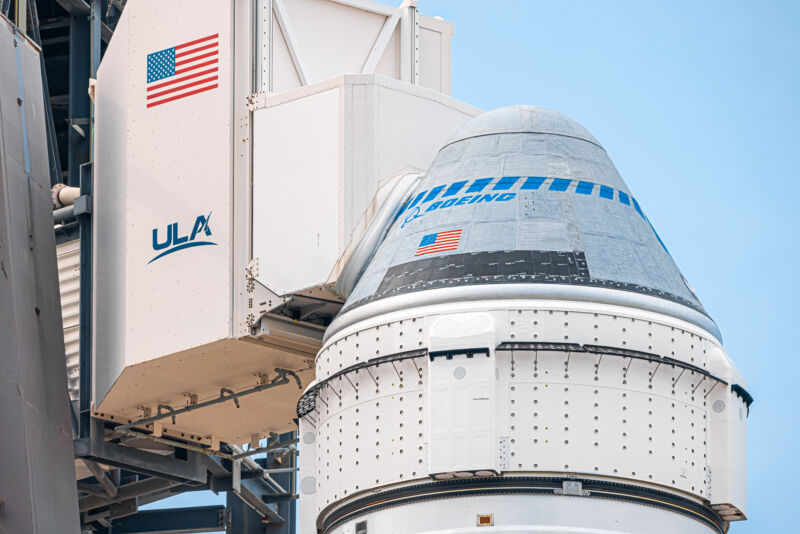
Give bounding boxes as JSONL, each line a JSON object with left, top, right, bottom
{"left": 415, "top": 229, "right": 463, "bottom": 256}
{"left": 146, "top": 33, "right": 219, "bottom": 108}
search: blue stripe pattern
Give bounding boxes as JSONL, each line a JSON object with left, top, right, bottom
{"left": 466, "top": 178, "right": 493, "bottom": 193}
{"left": 521, "top": 176, "right": 546, "bottom": 190}
{"left": 549, "top": 178, "right": 571, "bottom": 191}
{"left": 406, "top": 176, "right": 642, "bottom": 219}
{"left": 401, "top": 175, "right": 664, "bottom": 253}
{"left": 493, "top": 176, "right": 519, "bottom": 190}
{"left": 576, "top": 181, "right": 594, "bottom": 195}
{"left": 423, "top": 185, "right": 446, "bottom": 202}
{"left": 443, "top": 181, "right": 467, "bottom": 197}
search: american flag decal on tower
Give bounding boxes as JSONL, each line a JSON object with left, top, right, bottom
{"left": 146, "top": 33, "right": 219, "bottom": 108}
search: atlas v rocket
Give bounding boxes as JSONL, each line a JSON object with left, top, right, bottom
{"left": 298, "top": 106, "right": 749, "bottom": 534}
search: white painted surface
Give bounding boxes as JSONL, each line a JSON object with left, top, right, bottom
{"left": 262, "top": 0, "right": 453, "bottom": 93}
{"left": 428, "top": 313, "right": 498, "bottom": 475}
{"left": 707, "top": 347, "right": 748, "bottom": 518}
{"left": 326, "top": 495, "right": 716, "bottom": 534}
{"left": 252, "top": 87, "right": 342, "bottom": 296}
{"left": 94, "top": 0, "right": 233, "bottom": 406}
{"left": 428, "top": 350, "right": 497, "bottom": 475}
{"left": 303, "top": 298, "right": 743, "bottom": 528}
{"left": 251, "top": 75, "right": 478, "bottom": 295}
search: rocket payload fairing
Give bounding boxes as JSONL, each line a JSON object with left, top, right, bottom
{"left": 298, "top": 106, "right": 749, "bottom": 534}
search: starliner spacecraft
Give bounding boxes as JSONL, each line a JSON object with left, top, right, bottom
{"left": 296, "top": 106, "right": 749, "bottom": 534}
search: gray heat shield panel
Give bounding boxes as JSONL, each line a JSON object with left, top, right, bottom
{"left": 343, "top": 106, "right": 707, "bottom": 323}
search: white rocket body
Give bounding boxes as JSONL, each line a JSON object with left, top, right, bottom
{"left": 298, "top": 107, "right": 748, "bottom": 534}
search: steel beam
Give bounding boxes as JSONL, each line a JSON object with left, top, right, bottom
{"left": 77, "top": 481, "right": 110, "bottom": 497}
{"left": 110, "top": 505, "right": 226, "bottom": 534}
{"left": 67, "top": 13, "right": 89, "bottom": 186}
{"left": 55, "top": 0, "right": 91, "bottom": 15}
{"left": 90, "top": 0, "right": 100, "bottom": 77}
{"left": 83, "top": 459, "right": 119, "bottom": 498}
{"left": 54, "top": 0, "right": 114, "bottom": 41}
{"left": 74, "top": 420, "right": 208, "bottom": 483}
{"left": 265, "top": 432, "right": 297, "bottom": 533}
{"left": 27, "top": 0, "right": 62, "bottom": 186}
{"left": 204, "top": 454, "right": 286, "bottom": 526}
{"left": 77, "top": 163, "right": 92, "bottom": 435}
{"left": 78, "top": 477, "right": 183, "bottom": 512}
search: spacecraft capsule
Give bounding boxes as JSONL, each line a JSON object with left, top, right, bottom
{"left": 298, "top": 106, "right": 749, "bottom": 534}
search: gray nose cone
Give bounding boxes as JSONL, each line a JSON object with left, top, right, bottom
{"left": 337, "top": 106, "right": 718, "bottom": 339}
{"left": 443, "top": 105, "right": 601, "bottom": 148}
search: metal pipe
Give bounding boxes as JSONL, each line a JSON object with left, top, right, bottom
{"left": 82, "top": 459, "right": 118, "bottom": 499}
{"left": 229, "top": 444, "right": 285, "bottom": 494}
{"left": 53, "top": 205, "right": 75, "bottom": 223}
{"left": 260, "top": 467, "right": 298, "bottom": 473}
{"left": 52, "top": 184, "right": 81, "bottom": 207}
{"left": 114, "top": 367, "right": 300, "bottom": 432}
{"left": 117, "top": 428, "right": 295, "bottom": 462}
{"left": 58, "top": 185, "right": 80, "bottom": 206}
{"left": 231, "top": 441, "right": 297, "bottom": 460}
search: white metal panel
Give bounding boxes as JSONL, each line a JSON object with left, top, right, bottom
{"left": 311, "top": 300, "right": 726, "bottom": 511}
{"left": 252, "top": 87, "right": 341, "bottom": 295}
{"left": 428, "top": 351, "right": 497, "bottom": 475}
{"left": 94, "top": 0, "right": 234, "bottom": 402}
{"left": 251, "top": 75, "right": 478, "bottom": 296}
{"left": 707, "top": 347, "right": 748, "bottom": 518}
{"left": 57, "top": 240, "right": 80, "bottom": 401}
{"left": 321, "top": 299, "right": 716, "bottom": 380}
{"left": 298, "top": 416, "right": 318, "bottom": 534}
{"left": 327, "top": 495, "right": 716, "bottom": 534}
{"left": 283, "top": 0, "right": 385, "bottom": 80}
{"left": 123, "top": 2, "right": 233, "bottom": 365}
{"left": 261, "top": 0, "right": 452, "bottom": 93}
{"left": 374, "top": 23, "right": 400, "bottom": 79}
{"left": 309, "top": 353, "right": 428, "bottom": 515}
{"left": 417, "top": 16, "right": 449, "bottom": 93}
{"left": 272, "top": 12, "right": 304, "bottom": 92}
{"left": 93, "top": 7, "right": 130, "bottom": 405}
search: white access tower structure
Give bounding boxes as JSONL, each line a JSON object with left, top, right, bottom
{"left": 86, "top": 1, "right": 749, "bottom": 533}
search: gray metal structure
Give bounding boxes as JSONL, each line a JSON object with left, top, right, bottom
{"left": 0, "top": 16, "right": 81, "bottom": 534}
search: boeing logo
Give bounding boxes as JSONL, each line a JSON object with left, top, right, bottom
{"left": 399, "top": 176, "right": 656, "bottom": 236}
{"left": 149, "top": 212, "right": 216, "bottom": 264}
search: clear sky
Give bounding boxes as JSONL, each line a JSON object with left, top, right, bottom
{"left": 147, "top": 2, "right": 798, "bottom": 531}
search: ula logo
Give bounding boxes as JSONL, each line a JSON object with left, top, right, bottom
{"left": 149, "top": 212, "right": 216, "bottom": 264}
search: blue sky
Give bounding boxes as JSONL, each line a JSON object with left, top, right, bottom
{"left": 148, "top": 2, "right": 798, "bottom": 531}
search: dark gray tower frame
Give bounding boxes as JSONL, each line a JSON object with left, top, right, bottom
{"left": 0, "top": 20, "right": 81, "bottom": 534}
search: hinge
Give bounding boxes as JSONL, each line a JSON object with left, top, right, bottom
{"left": 555, "top": 480, "right": 590, "bottom": 496}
